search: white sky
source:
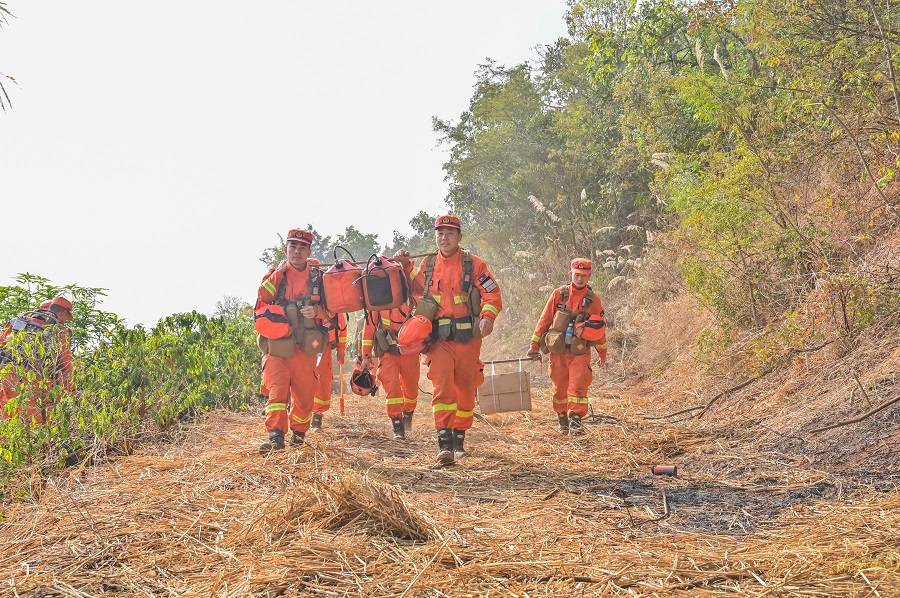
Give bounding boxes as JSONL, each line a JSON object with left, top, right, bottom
{"left": 0, "top": 1, "right": 567, "bottom": 325}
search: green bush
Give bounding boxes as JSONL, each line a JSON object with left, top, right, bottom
{"left": 0, "top": 275, "right": 258, "bottom": 504}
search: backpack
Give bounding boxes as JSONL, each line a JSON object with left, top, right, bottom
{"left": 0, "top": 309, "right": 68, "bottom": 375}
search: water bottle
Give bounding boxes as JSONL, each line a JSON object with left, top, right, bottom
{"left": 565, "top": 321, "right": 574, "bottom": 346}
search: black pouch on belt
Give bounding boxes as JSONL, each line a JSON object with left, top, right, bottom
{"left": 451, "top": 317, "right": 474, "bottom": 343}
{"left": 436, "top": 317, "right": 452, "bottom": 341}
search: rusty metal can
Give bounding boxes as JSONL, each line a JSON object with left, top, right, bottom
{"left": 651, "top": 464, "right": 678, "bottom": 476}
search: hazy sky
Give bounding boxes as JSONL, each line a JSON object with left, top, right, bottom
{"left": 1, "top": 2, "right": 567, "bottom": 325}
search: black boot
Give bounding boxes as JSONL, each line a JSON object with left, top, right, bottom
{"left": 391, "top": 417, "right": 406, "bottom": 440}
{"left": 402, "top": 411, "right": 413, "bottom": 433}
{"left": 568, "top": 413, "right": 585, "bottom": 435}
{"left": 259, "top": 430, "right": 285, "bottom": 454}
{"left": 310, "top": 413, "right": 323, "bottom": 432}
{"left": 436, "top": 428, "right": 455, "bottom": 466}
{"left": 452, "top": 429, "right": 467, "bottom": 459}
{"left": 289, "top": 431, "right": 305, "bottom": 446}
{"left": 557, "top": 412, "right": 569, "bottom": 434}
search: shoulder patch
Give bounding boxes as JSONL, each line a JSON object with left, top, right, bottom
{"left": 478, "top": 273, "right": 498, "bottom": 292}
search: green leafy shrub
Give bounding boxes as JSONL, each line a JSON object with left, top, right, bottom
{"left": 0, "top": 276, "right": 258, "bottom": 504}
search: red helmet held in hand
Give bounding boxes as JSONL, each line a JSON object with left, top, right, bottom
{"left": 397, "top": 315, "right": 432, "bottom": 355}
{"left": 350, "top": 359, "right": 378, "bottom": 397}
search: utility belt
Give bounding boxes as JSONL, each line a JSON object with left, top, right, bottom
{"left": 373, "top": 326, "right": 401, "bottom": 357}
{"left": 541, "top": 308, "right": 591, "bottom": 355}
{"left": 431, "top": 315, "right": 480, "bottom": 344}
{"left": 257, "top": 302, "right": 328, "bottom": 359}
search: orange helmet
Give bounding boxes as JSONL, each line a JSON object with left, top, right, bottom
{"left": 39, "top": 300, "right": 53, "bottom": 310}
{"left": 398, "top": 315, "right": 432, "bottom": 354}
{"left": 350, "top": 360, "right": 378, "bottom": 396}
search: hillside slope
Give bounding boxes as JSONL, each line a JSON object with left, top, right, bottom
{"left": 1, "top": 387, "right": 896, "bottom": 596}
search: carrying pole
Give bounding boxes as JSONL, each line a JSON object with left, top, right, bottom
{"left": 482, "top": 356, "right": 541, "bottom": 366}
{"left": 339, "top": 361, "right": 346, "bottom": 416}
{"left": 315, "top": 252, "right": 431, "bottom": 268}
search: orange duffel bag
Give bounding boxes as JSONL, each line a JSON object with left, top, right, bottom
{"left": 361, "top": 255, "right": 409, "bottom": 311}
{"left": 322, "top": 246, "right": 365, "bottom": 313}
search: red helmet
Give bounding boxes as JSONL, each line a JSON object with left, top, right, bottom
{"left": 350, "top": 363, "right": 378, "bottom": 397}
{"left": 254, "top": 304, "right": 291, "bottom": 339}
{"left": 398, "top": 315, "right": 432, "bottom": 354}
{"left": 579, "top": 314, "right": 606, "bottom": 342}
{"left": 39, "top": 300, "right": 53, "bottom": 310}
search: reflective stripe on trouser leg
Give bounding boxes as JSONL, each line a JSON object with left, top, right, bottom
{"left": 263, "top": 353, "right": 294, "bottom": 434}
{"left": 313, "top": 350, "right": 333, "bottom": 414}
{"left": 548, "top": 353, "right": 570, "bottom": 415}
{"left": 378, "top": 353, "right": 408, "bottom": 418}
{"left": 450, "top": 338, "right": 483, "bottom": 431}
{"left": 385, "top": 397, "right": 406, "bottom": 418}
{"left": 286, "top": 350, "right": 318, "bottom": 433}
{"left": 426, "top": 341, "right": 458, "bottom": 429}
{"left": 566, "top": 352, "right": 593, "bottom": 417}
{"left": 399, "top": 352, "right": 421, "bottom": 414}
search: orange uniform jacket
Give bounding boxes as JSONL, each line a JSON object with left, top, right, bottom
{"left": 408, "top": 251, "right": 502, "bottom": 322}
{"left": 531, "top": 285, "right": 607, "bottom": 362}
{"left": 258, "top": 263, "right": 325, "bottom": 322}
{"left": 0, "top": 315, "right": 73, "bottom": 389}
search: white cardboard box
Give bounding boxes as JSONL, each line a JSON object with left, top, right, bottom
{"left": 477, "top": 370, "right": 532, "bottom": 414}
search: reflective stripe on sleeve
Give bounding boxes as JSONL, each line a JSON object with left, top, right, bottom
{"left": 482, "top": 304, "right": 500, "bottom": 317}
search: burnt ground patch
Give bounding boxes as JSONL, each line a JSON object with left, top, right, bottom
{"left": 562, "top": 476, "right": 850, "bottom": 534}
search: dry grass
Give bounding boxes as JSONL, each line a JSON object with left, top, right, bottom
{"left": 0, "top": 384, "right": 897, "bottom": 596}
{"left": 0, "top": 219, "right": 896, "bottom": 596}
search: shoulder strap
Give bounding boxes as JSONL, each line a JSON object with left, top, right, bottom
{"left": 583, "top": 286, "right": 594, "bottom": 309}
{"left": 274, "top": 273, "right": 288, "bottom": 305}
{"left": 461, "top": 250, "right": 473, "bottom": 294}
{"left": 554, "top": 286, "right": 570, "bottom": 313}
{"left": 422, "top": 253, "right": 437, "bottom": 293}
{"left": 308, "top": 266, "right": 322, "bottom": 304}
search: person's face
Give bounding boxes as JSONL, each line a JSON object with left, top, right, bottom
{"left": 286, "top": 241, "right": 311, "bottom": 269}
{"left": 571, "top": 271, "right": 589, "bottom": 288}
{"left": 435, "top": 227, "right": 461, "bottom": 255}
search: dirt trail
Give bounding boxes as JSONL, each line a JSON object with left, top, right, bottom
{"left": 0, "top": 387, "right": 897, "bottom": 596}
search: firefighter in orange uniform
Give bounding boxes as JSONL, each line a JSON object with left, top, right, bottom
{"left": 256, "top": 264, "right": 277, "bottom": 404}
{"left": 360, "top": 303, "right": 420, "bottom": 439}
{"left": 0, "top": 296, "right": 74, "bottom": 423}
{"left": 528, "top": 258, "right": 607, "bottom": 434}
{"left": 310, "top": 310, "right": 347, "bottom": 430}
{"left": 395, "top": 215, "right": 502, "bottom": 465}
{"left": 256, "top": 229, "right": 325, "bottom": 452}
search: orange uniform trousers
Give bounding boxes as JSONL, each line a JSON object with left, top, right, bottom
{"left": 549, "top": 352, "right": 592, "bottom": 416}
{"left": 0, "top": 372, "right": 52, "bottom": 423}
{"left": 259, "top": 355, "right": 268, "bottom": 397}
{"left": 262, "top": 348, "right": 318, "bottom": 434}
{"left": 377, "top": 352, "right": 420, "bottom": 418}
{"left": 425, "top": 339, "right": 484, "bottom": 430}
{"left": 313, "top": 350, "right": 334, "bottom": 414}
